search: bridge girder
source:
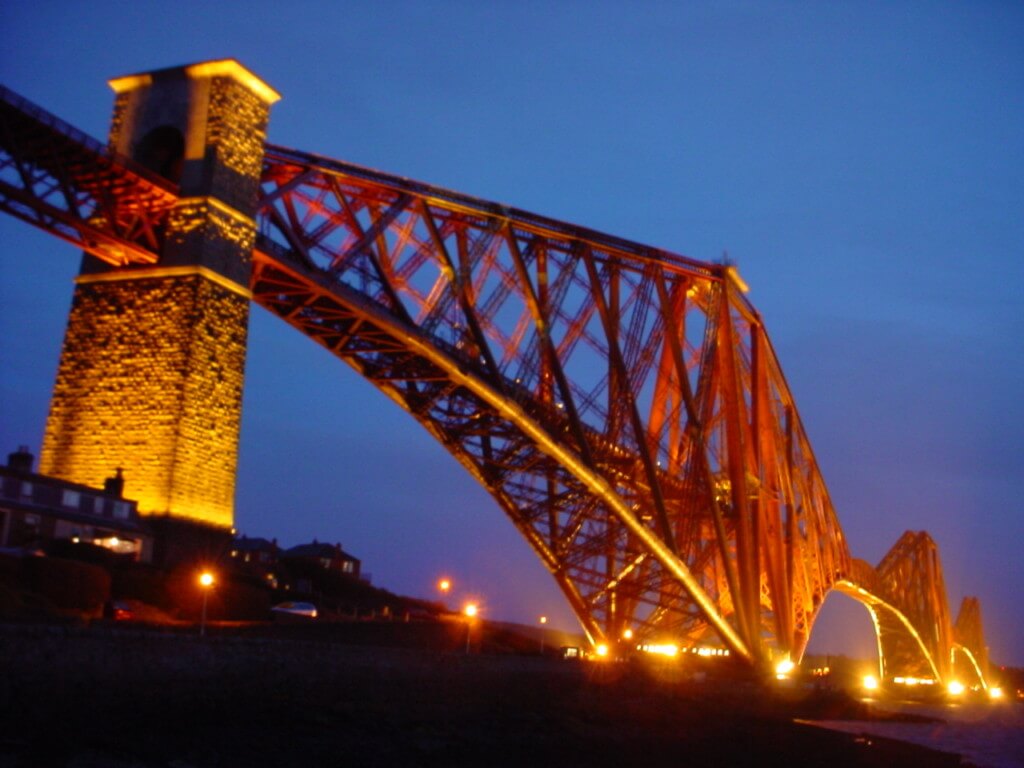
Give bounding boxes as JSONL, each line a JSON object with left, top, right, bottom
{"left": 0, "top": 85, "right": 175, "bottom": 267}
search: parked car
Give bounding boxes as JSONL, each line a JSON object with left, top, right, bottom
{"left": 105, "top": 599, "right": 134, "bottom": 621}
{"left": 271, "top": 601, "right": 317, "bottom": 618}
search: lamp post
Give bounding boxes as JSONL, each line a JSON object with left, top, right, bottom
{"left": 539, "top": 615, "right": 547, "bottom": 655}
{"left": 198, "top": 571, "right": 214, "bottom": 637}
{"left": 463, "top": 602, "right": 478, "bottom": 654}
{"left": 437, "top": 578, "right": 451, "bottom": 608}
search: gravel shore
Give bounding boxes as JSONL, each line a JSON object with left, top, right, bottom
{"left": 0, "top": 622, "right": 967, "bottom": 767}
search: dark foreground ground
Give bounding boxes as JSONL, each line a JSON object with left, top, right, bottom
{"left": 0, "top": 622, "right": 968, "bottom": 768}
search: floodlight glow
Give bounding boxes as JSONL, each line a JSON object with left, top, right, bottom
{"left": 640, "top": 643, "right": 678, "bottom": 657}
{"left": 775, "top": 659, "right": 795, "bottom": 677}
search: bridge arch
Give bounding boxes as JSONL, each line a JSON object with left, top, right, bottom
{"left": 831, "top": 578, "right": 944, "bottom": 683}
{"left": 801, "top": 588, "right": 880, "bottom": 667}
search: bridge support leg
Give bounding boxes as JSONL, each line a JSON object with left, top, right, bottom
{"left": 40, "top": 61, "right": 278, "bottom": 533}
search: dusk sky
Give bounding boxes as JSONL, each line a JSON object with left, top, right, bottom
{"left": 1, "top": 2, "right": 1021, "bottom": 665}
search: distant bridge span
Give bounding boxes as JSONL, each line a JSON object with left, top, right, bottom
{"left": 0, "top": 65, "right": 992, "bottom": 685}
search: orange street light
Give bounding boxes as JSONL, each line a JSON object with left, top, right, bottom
{"left": 438, "top": 578, "right": 451, "bottom": 593}
{"left": 463, "top": 602, "right": 478, "bottom": 654}
{"left": 198, "top": 570, "right": 215, "bottom": 637}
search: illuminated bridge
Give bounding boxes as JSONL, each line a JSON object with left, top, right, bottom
{"left": 0, "top": 61, "right": 994, "bottom": 689}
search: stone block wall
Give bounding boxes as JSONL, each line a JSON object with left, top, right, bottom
{"left": 40, "top": 274, "right": 248, "bottom": 527}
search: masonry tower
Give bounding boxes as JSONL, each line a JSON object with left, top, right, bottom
{"left": 39, "top": 61, "right": 278, "bottom": 529}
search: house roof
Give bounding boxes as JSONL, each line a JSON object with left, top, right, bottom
{"left": 233, "top": 535, "right": 278, "bottom": 553}
{"left": 284, "top": 541, "right": 358, "bottom": 561}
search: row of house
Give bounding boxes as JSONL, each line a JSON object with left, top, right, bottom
{"left": 0, "top": 447, "right": 152, "bottom": 560}
{"left": 230, "top": 536, "right": 361, "bottom": 586}
{"left": 0, "top": 446, "right": 360, "bottom": 582}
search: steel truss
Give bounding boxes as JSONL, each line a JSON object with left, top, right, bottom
{"left": 953, "top": 597, "right": 990, "bottom": 687}
{"left": 0, "top": 85, "right": 176, "bottom": 267}
{"left": 0, "top": 84, "right": 993, "bottom": 679}
{"left": 251, "top": 144, "right": 853, "bottom": 664}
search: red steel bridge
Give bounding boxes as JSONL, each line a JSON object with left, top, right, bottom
{"left": 0, "top": 72, "right": 994, "bottom": 688}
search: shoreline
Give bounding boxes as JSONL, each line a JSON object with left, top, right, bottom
{"left": 0, "top": 622, "right": 970, "bottom": 767}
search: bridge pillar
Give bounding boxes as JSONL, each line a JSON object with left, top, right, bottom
{"left": 39, "top": 61, "right": 278, "bottom": 530}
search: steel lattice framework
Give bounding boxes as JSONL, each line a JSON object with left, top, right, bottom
{"left": 953, "top": 597, "right": 990, "bottom": 688}
{"left": 0, "top": 82, "right": 993, "bottom": 680}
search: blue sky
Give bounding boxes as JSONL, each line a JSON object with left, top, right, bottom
{"left": 1, "top": 1, "right": 1022, "bottom": 665}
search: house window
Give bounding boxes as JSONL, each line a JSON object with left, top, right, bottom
{"left": 342, "top": 561, "right": 354, "bottom": 573}
{"left": 112, "top": 501, "right": 130, "bottom": 520}
{"left": 20, "top": 481, "right": 33, "bottom": 499}
{"left": 62, "top": 489, "right": 81, "bottom": 508}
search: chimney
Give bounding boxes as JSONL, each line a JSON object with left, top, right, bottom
{"left": 104, "top": 467, "right": 125, "bottom": 498}
{"left": 7, "top": 446, "right": 34, "bottom": 473}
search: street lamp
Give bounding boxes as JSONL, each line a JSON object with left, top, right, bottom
{"left": 437, "top": 578, "right": 451, "bottom": 608}
{"left": 539, "top": 615, "right": 547, "bottom": 655}
{"left": 198, "top": 570, "right": 214, "bottom": 637}
{"left": 463, "top": 602, "right": 478, "bottom": 654}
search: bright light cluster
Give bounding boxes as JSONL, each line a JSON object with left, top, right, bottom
{"left": 692, "top": 646, "right": 729, "bottom": 657}
{"left": 634, "top": 644, "right": 730, "bottom": 659}
{"left": 775, "top": 659, "right": 795, "bottom": 679}
{"left": 639, "top": 644, "right": 679, "bottom": 658}
{"left": 893, "top": 676, "right": 936, "bottom": 686}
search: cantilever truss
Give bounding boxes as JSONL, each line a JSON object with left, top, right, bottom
{"left": 838, "top": 532, "right": 953, "bottom": 681}
{"left": 953, "top": 597, "right": 989, "bottom": 687}
{"left": 250, "top": 144, "right": 853, "bottom": 663}
{"left": 0, "top": 83, "right": 993, "bottom": 679}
